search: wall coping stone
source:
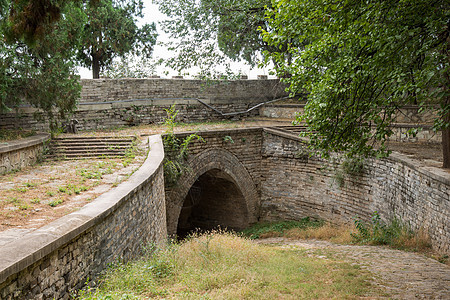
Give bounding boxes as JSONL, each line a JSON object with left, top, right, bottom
{"left": 263, "top": 103, "right": 306, "bottom": 108}
{"left": 263, "top": 127, "right": 309, "bottom": 144}
{"left": 387, "top": 152, "right": 450, "bottom": 186}
{"left": 0, "top": 133, "right": 50, "bottom": 154}
{"left": 80, "top": 78, "right": 281, "bottom": 83}
{"left": 167, "top": 127, "right": 264, "bottom": 141}
{"left": 0, "top": 134, "right": 164, "bottom": 284}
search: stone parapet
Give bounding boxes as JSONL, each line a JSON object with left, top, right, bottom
{"left": 0, "top": 133, "right": 50, "bottom": 175}
{"left": 0, "top": 135, "right": 167, "bottom": 299}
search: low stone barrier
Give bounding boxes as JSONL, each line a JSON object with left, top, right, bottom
{"left": 0, "top": 134, "right": 50, "bottom": 175}
{"left": 0, "top": 135, "right": 167, "bottom": 299}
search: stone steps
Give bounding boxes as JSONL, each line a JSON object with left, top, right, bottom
{"left": 47, "top": 136, "right": 136, "bottom": 160}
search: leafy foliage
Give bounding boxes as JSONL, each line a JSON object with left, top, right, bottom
{"left": 263, "top": 0, "right": 450, "bottom": 159}
{"left": 2, "top": 0, "right": 69, "bottom": 43}
{"left": 103, "top": 55, "right": 157, "bottom": 78}
{"left": 0, "top": 1, "right": 84, "bottom": 131}
{"left": 162, "top": 105, "right": 204, "bottom": 187}
{"left": 154, "top": 0, "right": 273, "bottom": 76}
{"left": 77, "top": 0, "right": 157, "bottom": 78}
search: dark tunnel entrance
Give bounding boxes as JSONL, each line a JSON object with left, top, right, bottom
{"left": 177, "top": 169, "right": 249, "bottom": 238}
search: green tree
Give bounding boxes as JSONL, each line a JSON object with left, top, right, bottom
{"left": 0, "top": 1, "right": 84, "bottom": 131}
{"left": 77, "top": 0, "right": 157, "bottom": 78}
{"left": 155, "top": 0, "right": 274, "bottom": 76}
{"left": 2, "top": 0, "right": 68, "bottom": 43}
{"left": 263, "top": 0, "right": 450, "bottom": 167}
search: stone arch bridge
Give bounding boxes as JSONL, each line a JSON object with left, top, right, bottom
{"left": 165, "top": 128, "right": 263, "bottom": 236}
{"left": 164, "top": 127, "right": 449, "bottom": 257}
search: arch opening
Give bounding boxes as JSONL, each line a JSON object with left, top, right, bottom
{"left": 177, "top": 168, "right": 249, "bottom": 238}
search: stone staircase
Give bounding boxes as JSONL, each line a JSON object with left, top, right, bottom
{"left": 47, "top": 136, "right": 137, "bottom": 160}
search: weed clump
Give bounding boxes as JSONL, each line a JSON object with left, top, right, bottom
{"left": 162, "top": 105, "right": 204, "bottom": 187}
{"left": 351, "top": 211, "right": 431, "bottom": 252}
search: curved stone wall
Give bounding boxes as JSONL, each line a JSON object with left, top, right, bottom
{"left": 261, "top": 128, "right": 450, "bottom": 254}
{"left": 0, "top": 135, "right": 167, "bottom": 299}
{"left": 0, "top": 133, "right": 50, "bottom": 175}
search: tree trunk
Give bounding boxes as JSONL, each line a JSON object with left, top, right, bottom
{"left": 443, "top": 110, "right": 450, "bottom": 169}
{"left": 442, "top": 80, "right": 450, "bottom": 168}
{"left": 92, "top": 53, "right": 100, "bottom": 79}
{"left": 442, "top": 24, "right": 450, "bottom": 168}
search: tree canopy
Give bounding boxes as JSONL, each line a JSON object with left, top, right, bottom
{"left": 263, "top": 0, "right": 450, "bottom": 166}
{"left": 77, "top": 0, "right": 157, "bottom": 78}
{"left": 154, "top": 0, "right": 273, "bottom": 76}
{"left": 0, "top": 1, "right": 84, "bottom": 131}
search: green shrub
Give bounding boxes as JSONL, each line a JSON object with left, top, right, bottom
{"left": 351, "top": 212, "right": 431, "bottom": 251}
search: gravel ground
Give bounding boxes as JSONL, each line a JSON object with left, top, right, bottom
{"left": 256, "top": 238, "right": 450, "bottom": 300}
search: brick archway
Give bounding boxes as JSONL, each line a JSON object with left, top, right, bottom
{"left": 165, "top": 148, "right": 259, "bottom": 235}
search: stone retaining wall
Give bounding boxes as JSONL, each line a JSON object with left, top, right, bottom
{"left": 80, "top": 78, "right": 287, "bottom": 104}
{"left": 1, "top": 127, "right": 448, "bottom": 299}
{"left": 0, "top": 79, "right": 288, "bottom": 131}
{"left": 0, "top": 134, "right": 50, "bottom": 175}
{"left": 0, "top": 135, "right": 167, "bottom": 299}
{"left": 260, "top": 104, "right": 438, "bottom": 124}
{"left": 261, "top": 128, "right": 449, "bottom": 254}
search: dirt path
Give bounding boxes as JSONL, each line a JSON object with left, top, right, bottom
{"left": 257, "top": 238, "right": 450, "bottom": 299}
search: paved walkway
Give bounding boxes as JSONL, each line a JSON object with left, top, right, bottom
{"left": 257, "top": 238, "right": 450, "bottom": 299}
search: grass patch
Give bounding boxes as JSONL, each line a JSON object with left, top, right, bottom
{"left": 48, "top": 198, "right": 63, "bottom": 207}
{"left": 77, "top": 232, "right": 381, "bottom": 299}
{"left": 285, "top": 222, "right": 355, "bottom": 244}
{"left": 0, "top": 129, "right": 36, "bottom": 141}
{"left": 16, "top": 187, "right": 28, "bottom": 193}
{"left": 78, "top": 161, "right": 117, "bottom": 180}
{"left": 242, "top": 215, "right": 433, "bottom": 254}
{"left": 24, "top": 182, "right": 38, "bottom": 188}
{"left": 31, "top": 198, "right": 41, "bottom": 204}
{"left": 240, "top": 217, "right": 324, "bottom": 239}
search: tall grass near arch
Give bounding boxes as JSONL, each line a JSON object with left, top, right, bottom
{"left": 77, "top": 231, "right": 381, "bottom": 299}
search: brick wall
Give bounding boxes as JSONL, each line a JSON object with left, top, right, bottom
{"left": 0, "top": 79, "right": 288, "bottom": 131}
{"left": 261, "top": 128, "right": 449, "bottom": 254}
{"left": 0, "top": 135, "right": 167, "bottom": 299}
{"left": 1, "top": 127, "right": 448, "bottom": 299}
{"left": 80, "top": 78, "right": 287, "bottom": 103}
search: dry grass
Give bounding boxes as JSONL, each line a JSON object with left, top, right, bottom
{"left": 388, "top": 227, "right": 431, "bottom": 251}
{"left": 285, "top": 222, "right": 355, "bottom": 244}
{"left": 78, "top": 232, "right": 383, "bottom": 299}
